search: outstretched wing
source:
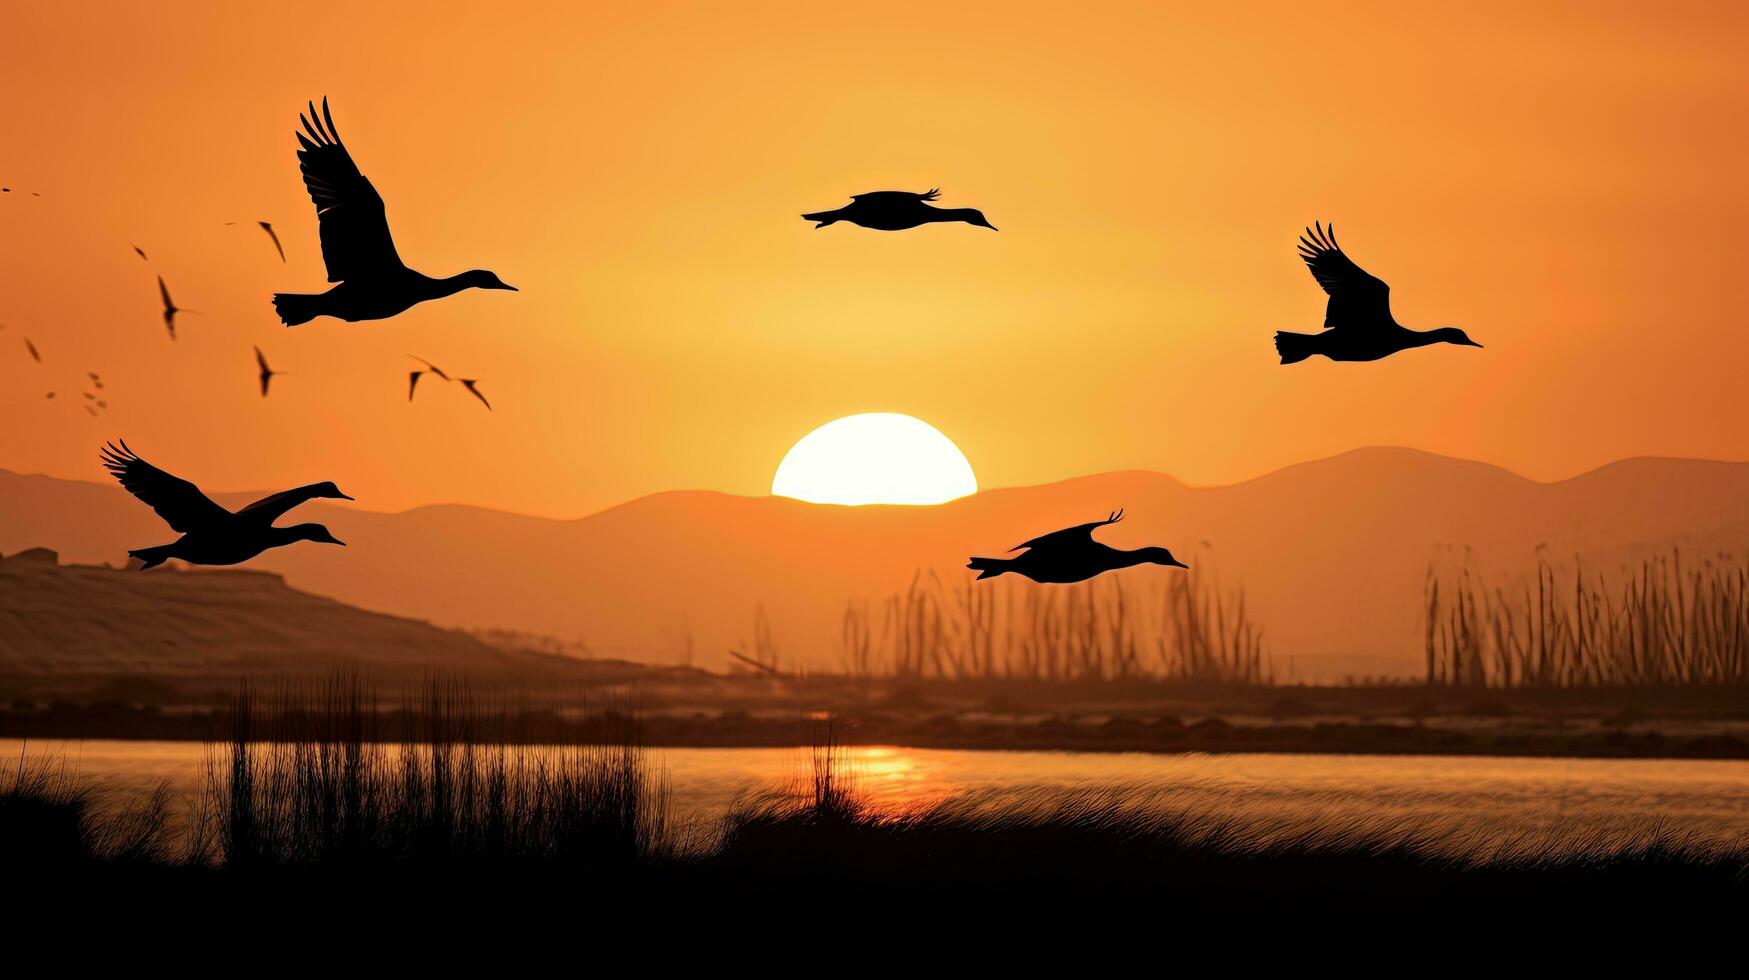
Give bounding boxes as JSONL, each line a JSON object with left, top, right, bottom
{"left": 1011, "top": 509, "right": 1124, "bottom": 553}
{"left": 851, "top": 188, "right": 941, "bottom": 203}
{"left": 258, "top": 221, "right": 286, "bottom": 262}
{"left": 100, "top": 441, "right": 229, "bottom": 532}
{"left": 1298, "top": 223, "right": 1392, "bottom": 332}
{"left": 409, "top": 355, "right": 449, "bottom": 381}
{"left": 295, "top": 98, "right": 405, "bottom": 283}
{"left": 460, "top": 379, "right": 491, "bottom": 410}
{"left": 236, "top": 484, "right": 329, "bottom": 523}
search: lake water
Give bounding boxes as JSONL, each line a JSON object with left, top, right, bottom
{"left": 8, "top": 740, "right": 1749, "bottom": 859}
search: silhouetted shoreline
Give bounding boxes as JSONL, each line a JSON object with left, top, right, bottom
{"left": 6, "top": 690, "right": 1745, "bottom": 922}
{"left": 5, "top": 699, "right": 1744, "bottom": 759}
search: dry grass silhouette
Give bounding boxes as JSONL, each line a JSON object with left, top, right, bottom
{"left": 5, "top": 680, "right": 1747, "bottom": 908}
{"left": 203, "top": 675, "right": 672, "bottom": 868}
{"left": 840, "top": 569, "right": 1268, "bottom": 684}
{"left": 1425, "top": 551, "right": 1748, "bottom": 687}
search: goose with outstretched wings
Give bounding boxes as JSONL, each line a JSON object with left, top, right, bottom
{"left": 272, "top": 98, "right": 516, "bottom": 326}
{"left": 1275, "top": 222, "right": 1481, "bottom": 363}
{"left": 100, "top": 440, "right": 351, "bottom": 569}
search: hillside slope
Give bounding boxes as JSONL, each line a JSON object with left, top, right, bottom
{"left": 0, "top": 548, "right": 579, "bottom": 694}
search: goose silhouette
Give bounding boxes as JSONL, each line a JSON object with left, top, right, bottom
{"left": 1276, "top": 223, "right": 1481, "bottom": 363}
{"left": 100, "top": 441, "right": 350, "bottom": 569}
{"left": 968, "top": 510, "right": 1187, "bottom": 583}
{"left": 802, "top": 189, "right": 997, "bottom": 231}
{"left": 272, "top": 99, "right": 516, "bottom": 326}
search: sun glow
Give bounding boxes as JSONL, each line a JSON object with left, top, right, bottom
{"left": 771, "top": 413, "right": 977, "bottom": 506}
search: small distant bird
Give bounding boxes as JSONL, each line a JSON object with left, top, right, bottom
{"left": 97, "top": 400, "right": 108, "bottom": 409}
{"left": 88, "top": 371, "right": 104, "bottom": 389}
{"left": 408, "top": 355, "right": 450, "bottom": 401}
{"left": 254, "top": 346, "right": 280, "bottom": 397}
{"left": 25, "top": 338, "right": 40, "bottom": 362}
{"left": 272, "top": 98, "right": 516, "bottom": 326}
{"left": 100, "top": 440, "right": 351, "bottom": 570}
{"left": 460, "top": 379, "right": 491, "bottom": 410}
{"left": 410, "top": 355, "right": 450, "bottom": 381}
{"left": 85, "top": 406, "right": 98, "bottom": 416}
{"left": 1275, "top": 223, "right": 1482, "bottom": 364}
{"left": 45, "top": 392, "right": 55, "bottom": 400}
{"left": 157, "top": 275, "right": 190, "bottom": 339}
{"left": 257, "top": 222, "right": 286, "bottom": 262}
{"left": 968, "top": 510, "right": 1187, "bottom": 583}
{"left": 83, "top": 391, "right": 96, "bottom": 401}
{"left": 133, "top": 245, "right": 149, "bottom": 261}
{"left": 803, "top": 189, "right": 997, "bottom": 231}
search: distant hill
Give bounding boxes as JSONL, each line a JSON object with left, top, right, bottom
{"left": 3, "top": 448, "right": 1746, "bottom": 680}
{"left": 0, "top": 547, "right": 586, "bottom": 697}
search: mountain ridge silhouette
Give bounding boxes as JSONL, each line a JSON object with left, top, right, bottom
{"left": 4, "top": 447, "right": 1746, "bottom": 680}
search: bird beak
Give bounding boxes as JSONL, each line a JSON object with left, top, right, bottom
{"left": 336, "top": 492, "right": 355, "bottom": 501}
{"left": 1466, "top": 340, "right": 1484, "bottom": 348}
{"left": 330, "top": 537, "right": 347, "bottom": 547}
{"left": 497, "top": 283, "right": 519, "bottom": 291}
{"left": 1169, "top": 559, "right": 1190, "bottom": 569}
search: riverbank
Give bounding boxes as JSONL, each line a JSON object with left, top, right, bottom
{"left": 4, "top": 701, "right": 1746, "bottom": 759}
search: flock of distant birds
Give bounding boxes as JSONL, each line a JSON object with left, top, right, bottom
{"left": 7, "top": 98, "right": 1482, "bottom": 584}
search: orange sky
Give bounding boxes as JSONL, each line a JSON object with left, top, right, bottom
{"left": 2, "top": 1, "right": 1744, "bottom": 518}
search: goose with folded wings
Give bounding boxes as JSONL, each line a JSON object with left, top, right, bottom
{"left": 967, "top": 510, "right": 1187, "bottom": 584}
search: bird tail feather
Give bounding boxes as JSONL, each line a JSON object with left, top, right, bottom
{"left": 801, "top": 211, "right": 839, "bottom": 227}
{"left": 272, "top": 292, "right": 322, "bottom": 327}
{"left": 128, "top": 546, "right": 174, "bottom": 570}
{"left": 967, "top": 557, "right": 1008, "bottom": 580}
{"left": 1274, "top": 331, "right": 1318, "bottom": 365}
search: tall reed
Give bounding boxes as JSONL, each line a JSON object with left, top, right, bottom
{"left": 208, "top": 673, "right": 670, "bottom": 868}
{"left": 839, "top": 567, "right": 1269, "bottom": 684}
{"left": 1424, "top": 550, "right": 1749, "bottom": 687}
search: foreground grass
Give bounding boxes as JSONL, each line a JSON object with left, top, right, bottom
{"left": 5, "top": 683, "right": 1746, "bottom": 920}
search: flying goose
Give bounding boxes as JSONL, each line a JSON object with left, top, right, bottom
{"left": 1275, "top": 223, "right": 1481, "bottom": 363}
{"left": 100, "top": 441, "right": 350, "bottom": 570}
{"left": 272, "top": 99, "right": 516, "bottom": 326}
{"left": 967, "top": 510, "right": 1187, "bottom": 583}
{"left": 802, "top": 189, "right": 997, "bottom": 231}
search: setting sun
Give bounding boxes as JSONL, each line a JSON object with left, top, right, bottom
{"left": 771, "top": 413, "right": 977, "bottom": 506}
